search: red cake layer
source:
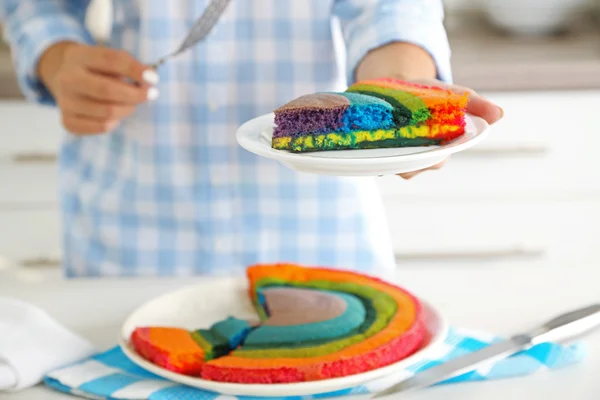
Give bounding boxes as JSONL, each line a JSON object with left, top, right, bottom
{"left": 201, "top": 316, "right": 425, "bottom": 383}
{"left": 131, "top": 327, "right": 206, "bottom": 376}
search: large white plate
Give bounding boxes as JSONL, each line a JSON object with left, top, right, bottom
{"left": 236, "top": 113, "right": 490, "bottom": 176}
{"left": 119, "top": 277, "right": 449, "bottom": 397}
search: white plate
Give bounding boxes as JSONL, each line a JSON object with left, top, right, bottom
{"left": 119, "top": 277, "right": 449, "bottom": 397}
{"left": 236, "top": 113, "right": 490, "bottom": 176}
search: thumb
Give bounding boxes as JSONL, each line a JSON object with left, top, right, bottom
{"left": 464, "top": 93, "right": 504, "bottom": 125}
{"left": 446, "top": 85, "right": 504, "bottom": 125}
{"left": 411, "top": 79, "right": 504, "bottom": 125}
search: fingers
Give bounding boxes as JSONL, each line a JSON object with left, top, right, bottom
{"left": 399, "top": 170, "right": 420, "bottom": 179}
{"left": 445, "top": 84, "right": 504, "bottom": 125}
{"left": 62, "top": 113, "right": 119, "bottom": 135}
{"left": 464, "top": 94, "right": 504, "bottom": 125}
{"left": 398, "top": 159, "right": 447, "bottom": 180}
{"left": 59, "top": 95, "right": 136, "bottom": 120}
{"left": 59, "top": 91, "right": 136, "bottom": 135}
{"left": 65, "top": 69, "right": 155, "bottom": 104}
{"left": 43, "top": 43, "right": 161, "bottom": 136}
{"left": 78, "top": 46, "right": 158, "bottom": 85}
{"left": 412, "top": 79, "right": 504, "bottom": 125}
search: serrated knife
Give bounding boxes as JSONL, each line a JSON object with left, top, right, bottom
{"left": 372, "top": 303, "right": 600, "bottom": 398}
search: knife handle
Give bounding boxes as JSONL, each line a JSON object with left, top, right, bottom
{"left": 529, "top": 304, "right": 600, "bottom": 344}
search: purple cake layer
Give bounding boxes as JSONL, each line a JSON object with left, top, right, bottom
{"left": 273, "top": 93, "right": 349, "bottom": 139}
{"left": 273, "top": 92, "right": 395, "bottom": 139}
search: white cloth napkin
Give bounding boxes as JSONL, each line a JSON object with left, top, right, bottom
{"left": 0, "top": 297, "right": 96, "bottom": 392}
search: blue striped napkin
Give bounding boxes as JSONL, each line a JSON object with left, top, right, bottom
{"left": 43, "top": 328, "right": 585, "bottom": 400}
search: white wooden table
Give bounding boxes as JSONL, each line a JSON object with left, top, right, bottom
{"left": 1, "top": 263, "right": 598, "bottom": 400}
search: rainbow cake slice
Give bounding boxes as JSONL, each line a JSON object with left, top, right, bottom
{"left": 272, "top": 78, "right": 468, "bottom": 152}
{"left": 131, "top": 264, "right": 426, "bottom": 383}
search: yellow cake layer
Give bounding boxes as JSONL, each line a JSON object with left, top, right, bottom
{"left": 272, "top": 124, "right": 461, "bottom": 150}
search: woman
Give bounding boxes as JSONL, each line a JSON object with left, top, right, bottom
{"left": 0, "top": 1, "right": 502, "bottom": 277}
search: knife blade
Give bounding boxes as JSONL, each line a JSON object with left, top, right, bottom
{"left": 371, "top": 303, "right": 600, "bottom": 398}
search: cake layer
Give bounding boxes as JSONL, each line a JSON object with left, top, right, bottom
{"left": 201, "top": 322, "right": 424, "bottom": 383}
{"left": 131, "top": 327, "right": 206, "bottom": 376}
{"left": 247, "top": 265, "right": 419, "bottom": 339}
{"left": 259, "top": 287, "right": 348, "bottom": 326}
{"left": 242, "top": 288, "right": 366, "bottom": 348}
{"left": 351, "top": 79, "right": 469, "bottom": 126}
{"left": 272, "top": 124, "right": 463, "bottom": 152}
{"left": 201, "top": 264, "right": 425, "bottom": 383}
{"left": 232, "top": 278, "right": 396, "bottom": 356}
{"left": 273, "top": 92, "right": 394, "bottom": 138}
{"left": 131, "top": 263, "right": 426, "bottom": 384}
{"left": 272, "top": 78, "right": 468, "bottom": 153}
{"left": 209, "top": 317, "right": 253, "bottom": 349}
{"left": 192, "top": 317, "right": 252, "bottom": 359}
{"left": 131, "top": 317, "right": 252, "bottom": 375}
{"left": 338, "top": 92, "right": 395, "bottom": 132}
{"left": 346, "top": 84, "right": 430, "bottom": 126}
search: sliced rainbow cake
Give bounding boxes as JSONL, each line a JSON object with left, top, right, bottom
{"left": 131, "top": 263, "right": 426, "bottom": 383}
{"left": 272, "top": 78, "right": 469, "bottom": 152}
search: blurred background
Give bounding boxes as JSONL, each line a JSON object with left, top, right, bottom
{"left": 1, "top": 0, "right": 600, "bottom": 277}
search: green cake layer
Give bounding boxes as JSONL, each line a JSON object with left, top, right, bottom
{"left": 232, "top": 278, "right": 397, "bottom": 358}
{"left": 191, "top": 317, "right": 252, "bottom": 359}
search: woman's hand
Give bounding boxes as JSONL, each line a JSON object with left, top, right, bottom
{"left": 354, "top": 42, "right": 504, "bottom": 180}
{"left": 37, "top": 42, "right": 159, "bottom": 135}
{"left": 419, "top": 79, "right": 504, "bottom": 126}
{"left": 398, "top": 78, "right": 504, "bottom": 179}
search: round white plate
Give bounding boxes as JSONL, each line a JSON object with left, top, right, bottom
{"left": 119, "top": 277, "right": 449, "bottom": 397}
{"left": 236, "top": 113, "right": 490, "bottom": 176}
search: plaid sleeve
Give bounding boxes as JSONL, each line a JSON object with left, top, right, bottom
{"left": 0, "top": 1, "right": 93, "bottom": 105}
{"left": 332, "top": 0, "right": 452, "bottom": 85}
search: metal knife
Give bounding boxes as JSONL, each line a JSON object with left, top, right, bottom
{"left": 150, "top": 0, "right": 231, "bottom": 69}
{"left": 372, "top": 303, "right": 600, "bottom": 398}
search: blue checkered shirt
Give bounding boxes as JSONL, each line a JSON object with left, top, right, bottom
{"left": 1, "top": 0, "right": 451, "bottom": 277}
